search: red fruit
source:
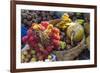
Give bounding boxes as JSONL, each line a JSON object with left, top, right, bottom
{"left": 27, "top": 29, "right": 33, "bottom": 36}
{"left": 47, "top": 48, "right": 53, "bottom": 53}
{"left": 33, "top": 35, "right": 39, "bottom": 43}
{"left": 39, "top": 24, "right": 45, "bottom": 31}
{"left": 52, "top": 39, "right": 60, "bottom": 46}
{"left": 39, "top": 48, "right": 45, "bottom": 52}
{"left": 46, "top": 46, "right": 53, "bottom": 52}
{"left": 28, "top": 36, "right": 34, "bottom": 42}
{"left": 52, "top": 27, "right": 59, "bottom": 34}
{"left": 34, "top": 48, "right": 40, "bottom": 52}
{"left": 29, "top": 41, "right": 37, "bottom": 48}
{"left": 52, "top": 33, "right": 60, "bottom": 40}
{"left": 42, "top": 50, "right": 49, "bottom": 55}
{"left": 22, "top": 35, "right": 28, "bottom": 43}
{"left": 36, "top": 52, "right": 42, "bottom": 58}
{"left": 41, "top": 21, "right": 49, "bottom": 29}
{"left": 38, "top": 55, "right": 45, "bottom": 61}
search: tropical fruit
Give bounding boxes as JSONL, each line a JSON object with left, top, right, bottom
{"left": 84, "top": 22, "right": 90, "bottom": 35}
{"left": 67, "top": 23, "right": 84, "bottom": 42}
{"left": 86, "top": 36, "right": 90, "bottom": 50}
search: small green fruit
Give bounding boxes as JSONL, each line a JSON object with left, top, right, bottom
{"left": 60, "top": 41, "right": 66, "bottom": 49}
{"left": 31, "top": 58, "right": 36, "bottom": 62}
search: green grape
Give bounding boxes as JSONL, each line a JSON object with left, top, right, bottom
{"left": 22, "top": 51, "right": 28, "bottom": 55}
{"left": 21, "top": 54, "right": 25, "bottom": 60}
{"left": 48, "top": 55, "right": 52, "bottom": 59}
{"left": 31, "top": 58, "right": 36, "bottom": 62}
{"left": 31, "top": 50, "right": 36, "bottom": 55}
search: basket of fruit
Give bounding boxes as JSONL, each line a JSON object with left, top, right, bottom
{"left": 21, "top": 10, "right": 90, "bottom": 62}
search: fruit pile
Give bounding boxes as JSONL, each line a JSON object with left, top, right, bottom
{"left": 22, "top": 21, "right": 60, "bottom": 62}
{"left": 21, "top": 10, "right": 90, "bottom": 62}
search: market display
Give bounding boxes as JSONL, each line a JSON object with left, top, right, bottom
{"left": 21, "top": 10, "right": 90, "bottom": 63}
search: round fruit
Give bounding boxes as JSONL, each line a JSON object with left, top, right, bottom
{"left": 84, "top": 22, "right": 90, "bottom": 35}
{"left": 86, "top": 36, "right": 90, "bottom": 50}
{"left": 67, "top": 23, "right": 84, "bottom": 42}
{"left": 41, "top": 21, "right": 49, "bottom": 29}
{"left": 48, "top": 55, "right": 52, "bottom": 59}
{"left": 21, "top": 54, "right": 25, "bottom": 60}
{"left": 22, "top": 35, "right": 28, "bottom": 43}
{"left": 31, "top": 58, "right": 36, "bottom": 62}
{"left": 27, "top": 29, "right": 33, "bottom": 36}
{"left": 23, "top": 51, "right": 28, "bottom": 55}
{"left": 31, "top": 50, "right": 36, "bottom": 55}
{"left": 27, "top": 15, "right": 32, "bottom": 21}
{"left": 52, "top": 27, "right": 60, "bottom": 34}
{"left": 60, "top": 41, "right": 66, "bottom": 49}
{"left": 32, "top": 24, "right": 40, "bottom": 30}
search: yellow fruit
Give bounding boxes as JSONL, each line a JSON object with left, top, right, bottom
{"left": 84, "top": 23, "right": 90, "bottom": 35}
{"left": 86, "top": 36, "right": 90, "bottom": 50}
{"left": 56, "top": 13, "right": 72, "bottom": 30}
{"left": 21, "top": 54, "right": 25, "bottom": 60}
{"left": 22, "top": 51, "right": 28, "bottom": 55}
{"left": 61, "top": 13, "right": 72, "bottom": 22}
{"left": 47, "top": 24, "right": 53, "bottom": 30}
{"left": 32, "top": 24, "right": 40, "bottom": 30}
{"left": 31, "top": 50, "right": 35, "bottom": 55}
{"left": 67, "top": 23, "right": 84, "bottom": 42}
{"left": 57, "top": 21, "right": 71, "bottom": 30}
{"left": 48, "top": 55, "right": 52, "bottom": 59}
{"left": 31, "top": 58, "right": 36, "bottom": 62}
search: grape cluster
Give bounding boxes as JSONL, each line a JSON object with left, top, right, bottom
{"left": 21, "top": 48, "right": 37, "bottom": 63}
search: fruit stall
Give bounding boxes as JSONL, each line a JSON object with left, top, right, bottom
{"left": 21, "top": 10, "right": 90, "bottom": 63}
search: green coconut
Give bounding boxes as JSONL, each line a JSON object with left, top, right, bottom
{"left": 67, "top": 23, "right": 84, "bottom": 42}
